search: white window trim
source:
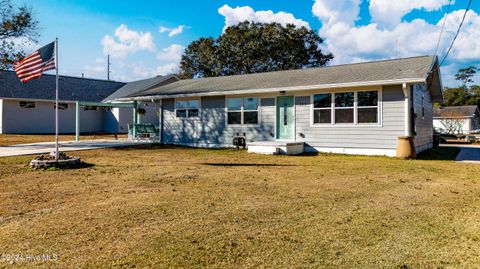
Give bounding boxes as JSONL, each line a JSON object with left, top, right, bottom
{"left": 174, "top": 98, "right": 201, "bottom": 119}
{"left": 310, "top": 89, "right": 383, "bottom": 128}
{"left": 225, "top": 96, "right": 260, "bottom": 127}
{"left": 18, "top": 101, "right": 36, "bottom": 109}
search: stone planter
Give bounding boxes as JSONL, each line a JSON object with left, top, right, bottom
{"left": 30, "top": 153, "right": 82, "bottom": 169}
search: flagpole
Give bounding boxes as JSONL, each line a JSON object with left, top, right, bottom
{"left": 55, "top": 37, "right": 59, "bottom": 162}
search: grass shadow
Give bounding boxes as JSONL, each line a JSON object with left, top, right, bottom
{"left": 417, "top": 147, "right": 460, "bottom": 161}
{"left": 201, "top": 163, "right": 296, "bottom": 167}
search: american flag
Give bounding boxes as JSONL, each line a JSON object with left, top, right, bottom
{"left": 13, "top": 42, "right": 56, "bottom": 83}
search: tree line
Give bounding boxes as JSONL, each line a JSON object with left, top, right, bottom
{"left": 443, "top": 66, "right": 480, "bottom": 106}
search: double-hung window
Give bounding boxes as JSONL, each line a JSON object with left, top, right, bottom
{"left": 313, "top": 93, "right": 332, "bottom": 124}
{"left": 176, "top": 99, "right": 199, "bottom": 118}
{"left": 227, "top": 97, "right": 259, "bottom": 125}
{"left": 335, "top": 92, "right": 354, "bottom": 124}
{"left": 357, "top": 91, "right": 379, "bottom": 123}
{"left": 312, "top": 90, "right": 380, "bottom": 125}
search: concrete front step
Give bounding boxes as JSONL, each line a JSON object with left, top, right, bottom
{"left": 247, "top": 141, "right": 304, "bottom": 155}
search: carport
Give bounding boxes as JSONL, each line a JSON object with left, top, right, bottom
{"left": 74, "top": 101, "right": 139, "bottom": 141}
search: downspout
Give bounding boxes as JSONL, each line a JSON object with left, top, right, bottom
{"left": 397, "top": 83, "right": 416, "bottom": 158}
{"left": 403, "top": 83, "right": 411, "bottom": 136}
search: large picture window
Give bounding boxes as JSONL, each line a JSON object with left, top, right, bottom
{"left": 176, "top": 99, "right": 199, "bottom": 118}
{"left": 312, "top": 90, "right": 380, "bottom": 125}
{"left": 227, "top": 97, "right": 259, "bottom": 125}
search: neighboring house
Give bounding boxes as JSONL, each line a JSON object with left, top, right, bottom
{"left": 117, "top": 56, "right": 443, "bottom": 157}
{"left": 0, "top": 70, "right": 178, "bottom": 134}
{"left": 433, "top": 105, "right": 480, "bottom": 134}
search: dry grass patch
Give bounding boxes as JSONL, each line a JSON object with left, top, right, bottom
{"left": 0, "top": 146, "right": 479, "bottom": 268}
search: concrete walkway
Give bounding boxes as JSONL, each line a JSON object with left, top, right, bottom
{"left": 0, "top": 139, "right": 154, "bottom": 157}
{"left": 450, "top": 144, "right": 480, "bottom": 164}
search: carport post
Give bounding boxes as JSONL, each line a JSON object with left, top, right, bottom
{"left": 75, "top": 101, "right": 80, "bottom": 141}
{"left": 132, "top": 101, "right": 138, "bottom": 138}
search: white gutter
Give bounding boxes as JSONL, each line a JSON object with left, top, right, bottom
{"left": 116, "top": 77, "right": 426, "bottom": 101}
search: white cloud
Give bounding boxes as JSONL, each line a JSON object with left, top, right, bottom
{"left": 132, "top": 62, "right": 180, "bottom": 78}
{"left": 159, "top": 25, "right": 188, "bottom": 37}
{"left": 311, "top": 0, "right": 480, "bottom": 86}
{"left": 102, "top": 24, "right": 155, "bottom": 58}
{"left": 155, "top": 63, "right": 180, "bottom": 75}
{"left": 312, "top": 0, "right": 361, "bottom": 27}
{"left": 156, "top": 44, "right": 185, "bottom": 62}
{"left": 369, "top": 0, "right": 452, "bottom": 29}
{"left": 316, "top": 9, "right": 480, "bottom": 65}
{"left": 218, "top": 4, "right": 310, "bottom": 30}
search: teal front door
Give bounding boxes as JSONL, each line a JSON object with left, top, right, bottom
{"left": 276, "top": 96, "right": 295, "bottom": 140}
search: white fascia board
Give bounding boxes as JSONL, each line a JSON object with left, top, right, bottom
{"left": 0, "top": 97, "right": 78, "bottom": 103}
{"left": 118, "top": 77, "right": 426, "bottom": 101}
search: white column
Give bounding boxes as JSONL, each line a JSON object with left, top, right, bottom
{"left": 75, "top": 101, "right": 80, "bottom": 141}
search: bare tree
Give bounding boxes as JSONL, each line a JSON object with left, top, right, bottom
{"left": 438, "top": 110, "right": 465, "bottom": 136}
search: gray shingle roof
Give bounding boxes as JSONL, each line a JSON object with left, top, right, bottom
{"left": 136, "top": 56, "right": 436, "bottom": 97}
{"left": 103, "top": 75, "right": 178, "bottom": 102}
{"left": 434, "top": 105, "right": 479, "bottom": 118}
{"left": 0, "top": 70, "right": 125, "bottom": 102}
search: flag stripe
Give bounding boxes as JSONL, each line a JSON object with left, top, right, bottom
{"left": 15, "top": 61, "right": 46, "bottom": 75}
{"left": 14, "top": 42, "right": 56, "bottom": 83}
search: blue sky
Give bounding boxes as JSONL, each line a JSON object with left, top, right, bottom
{"left": 16, "top": 0, "right": 480, "bottom": 86}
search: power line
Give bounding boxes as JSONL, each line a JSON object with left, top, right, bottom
{"left": 439, "top": 0, "right": 473, "bottom": 66}
{"left": 433, "top": 0, "right": 453, "bottom": 59}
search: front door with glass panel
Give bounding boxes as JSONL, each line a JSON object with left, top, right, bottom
{"left": 276, "top": 96, "right": 294, "bottom": 140}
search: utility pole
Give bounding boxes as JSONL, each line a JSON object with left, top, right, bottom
{"left": 107, "top": 54, "right": 111, "bottom": 80}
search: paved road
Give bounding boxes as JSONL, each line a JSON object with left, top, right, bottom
{"left": 449, "top": 144, "right": 480, "bottom": 164}
{"left": 0, "top": 139, "right": 154, "bottom": 157}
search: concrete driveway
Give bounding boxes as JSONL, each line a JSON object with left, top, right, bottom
{"left": 449, "top": 144, "right": 480, "bottom": 164}
{"left": 0, "top": 139, "right": 154, "bottom": 157}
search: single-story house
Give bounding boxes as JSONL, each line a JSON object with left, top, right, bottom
{"left": 433, "top": 105, "right": 480, "bottom": 134}
{"left": 117, "top": 55, "right": 443, "bottom": 157}
{"left": 0, "top": 70, "right": 178, "bottom": 134}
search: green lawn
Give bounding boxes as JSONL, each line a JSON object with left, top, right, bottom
{"left": 0, "top": 145, "right": 479, "bottom": 268}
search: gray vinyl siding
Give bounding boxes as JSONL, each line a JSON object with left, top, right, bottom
{"left": 161, "top": 86, "right": 407, "bottom": 151}
{"left": 413, "top": 84, "right": 433, "bottom": 152}
{"left": 295, "top": 85, "right": 405, "bottom": 150}
{"left": 162, "top": 96, "right": 275, "bottom": 146}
